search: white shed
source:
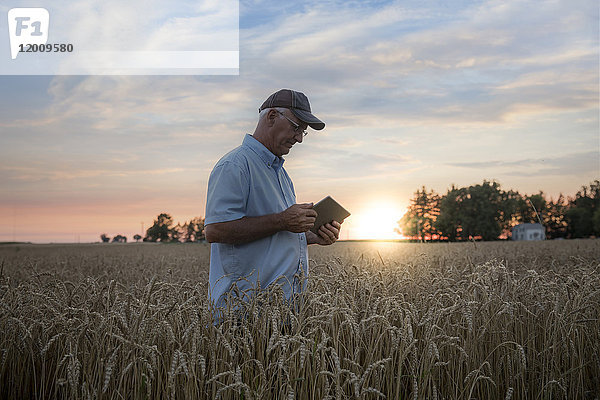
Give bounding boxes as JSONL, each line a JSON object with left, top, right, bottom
{"left": 511, "top": 223, "right": 546, "bottom": 241}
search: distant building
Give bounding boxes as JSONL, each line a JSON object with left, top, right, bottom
{"left": 511, "top": 223, "right": 546, "bottom": 241}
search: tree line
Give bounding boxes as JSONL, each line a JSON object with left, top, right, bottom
{"left": 100, "top": 213, "right": 205, "bottom": 243}
{"left": 99, "top": 180, "right": 598, "bottom": 243}
{"left": 397, "top": 180, "right": 600, "bottom": 241}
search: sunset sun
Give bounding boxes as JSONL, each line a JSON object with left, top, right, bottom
{"left": 348, "top": 202, "right": 407, "bottom": 240}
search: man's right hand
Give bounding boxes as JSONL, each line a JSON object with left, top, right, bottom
{"left": 280, "top": 203, "right": 317, "bottom": 233}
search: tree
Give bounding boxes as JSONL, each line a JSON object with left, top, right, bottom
{"left": 112, "top": 235, "right": 127, "bottom": 243}
{"left": 145, "top": 213, "right": 179, "bottom": 242}
{"left": 435, "top": 185, "right": 464, "bottom": 241}
{"left": 565, "top": 207, "right": 592, "bottom": 238}
{"left": 527, "top": 193, "right": 546, "bottom": 224}
{"left": 183, "top": 217, "right": 205, "bottom": 242}
{"left": 566, "top": 180, "right": 600, "bottom": 238}
{"left": 498, "top": 189, "right": 524, "bottom": 237}
{"left": 459, "top": 181, "right": 505, "bottom": 241}
{"left": 435, "top": 180, "right": 506, "bottom": 241}
{"left": 593, "top": 208, "right": 600, "bottom": 236}
{"left": 508, "top": 192, "right": 547, "bottom": 225}
{"left": 544, "top": 194, "right": 568, "bottom": 239}
{"left": 100, "top": 233, "right": 110, "bottom": 243}
{"left": 133, "top": 234, "right": 142, "bottom": 242}
{"left": 397, "top": 186, "right": 440, "bottom": 241}
{"left": 400, "top": 179, "right": 598, "bottom": 241}
{"left": 172, "top": 222, "right": 184, "bottom": 243}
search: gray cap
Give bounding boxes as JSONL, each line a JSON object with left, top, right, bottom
{"left": 259, "top": 89, "right": 325, "bottom": 130}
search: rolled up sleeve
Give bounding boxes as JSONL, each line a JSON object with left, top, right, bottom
{"left": 205, "top": 161, "right": 249, "bottom": 225}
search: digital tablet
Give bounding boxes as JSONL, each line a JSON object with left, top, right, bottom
{"left": 310, "top": 196, "right": 351, "bottom": 235}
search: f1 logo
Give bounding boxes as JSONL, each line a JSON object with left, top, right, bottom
{"left": 7, "top": 8, "right": 49, "bottom": 60}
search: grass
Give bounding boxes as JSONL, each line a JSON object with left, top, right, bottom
{"left": 0, "top": 240, "right": 598, "bottom": 399}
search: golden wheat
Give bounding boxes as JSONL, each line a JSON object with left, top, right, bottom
{"left": 0, "top": 240, "right": 598, "bottom": 399}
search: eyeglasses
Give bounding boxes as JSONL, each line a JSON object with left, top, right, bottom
{"left": 276, "top": 110, "right": 308, "bottom": 137}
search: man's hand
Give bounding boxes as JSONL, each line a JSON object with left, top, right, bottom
{"left": 306, "top": 220, "right": 341, "bottom": 245}
{"left": 280, "top": 203, "right": 317, "bottom": 233}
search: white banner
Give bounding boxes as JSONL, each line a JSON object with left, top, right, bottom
{"left": 1, "top": 0, "right": 239, "bottom": 75}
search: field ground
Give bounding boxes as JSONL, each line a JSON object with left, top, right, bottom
{"left": 1, "top": 240, "right": 599, "bottom": 399}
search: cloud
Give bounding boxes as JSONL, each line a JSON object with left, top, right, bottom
{"left": 4, "top": 0, "right": 597, "bottom": 134}
{"left": 376, "top": 137, "right": 409, "bottom": 145}
{"left": 44, "top": 0, "right": 238, "bottom": 51}
{"left": 447, "top": 151, "right": 599, "bottom": 177}
{"left": 0, "top": 165, "right": 187, "bottom": 182}
{"left": 237, "top": 0, "right": 599, "bottom": 124}
{"left": 287, "top": 143, "right": 418, "bottom": 185}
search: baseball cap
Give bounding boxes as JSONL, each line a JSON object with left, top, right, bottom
{"left": 259, "top": 89, "right": 325, "bottom": 130}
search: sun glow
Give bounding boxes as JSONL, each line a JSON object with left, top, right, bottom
{"left": 347, "top": 202, "right": 407, "bottom": 240}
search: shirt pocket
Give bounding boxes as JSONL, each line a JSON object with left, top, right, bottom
{"left": 250, "top": 183, "right": 287, "bottom": 214}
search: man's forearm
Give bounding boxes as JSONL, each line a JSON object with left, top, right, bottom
{"left": 204, "top": 214, "right": 284, "bottom": 244}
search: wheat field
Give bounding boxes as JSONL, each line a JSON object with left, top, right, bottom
{"left": 0, "top": 240, "right": 598, "bottom": 399}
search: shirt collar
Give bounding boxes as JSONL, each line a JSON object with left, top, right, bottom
{"left": 243, "top": 134, "right": 285, "bottom": 171}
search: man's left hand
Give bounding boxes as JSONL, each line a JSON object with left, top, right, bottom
{"left": 306, "top": 221, "right": 341, "bottom": 245}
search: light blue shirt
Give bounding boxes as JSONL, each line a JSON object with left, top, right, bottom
{"left": 205, "top": 134, "right": 309, "bottom": 309}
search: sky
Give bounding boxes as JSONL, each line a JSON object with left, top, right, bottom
{"left": 0, "top": 0, "right": 598, "bottom": 242}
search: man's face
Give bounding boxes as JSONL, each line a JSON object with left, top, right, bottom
{"left": 271, "top": 109, "right": 307, "bottom": 157}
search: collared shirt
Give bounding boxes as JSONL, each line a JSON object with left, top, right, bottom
{"left": 205, "top": 134, "right": 309, "bottom": 309}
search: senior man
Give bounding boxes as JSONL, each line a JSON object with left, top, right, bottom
{"left": 204, "top": 89, "right": 342, "bottom": 311}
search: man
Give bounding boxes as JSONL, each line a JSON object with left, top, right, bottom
{"left": 204, "top": 89, "right": 342, "bottom": 312}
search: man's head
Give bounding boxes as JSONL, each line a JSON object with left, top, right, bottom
{"left": 253, "top": 89, "right": 325, "bottom": 157}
